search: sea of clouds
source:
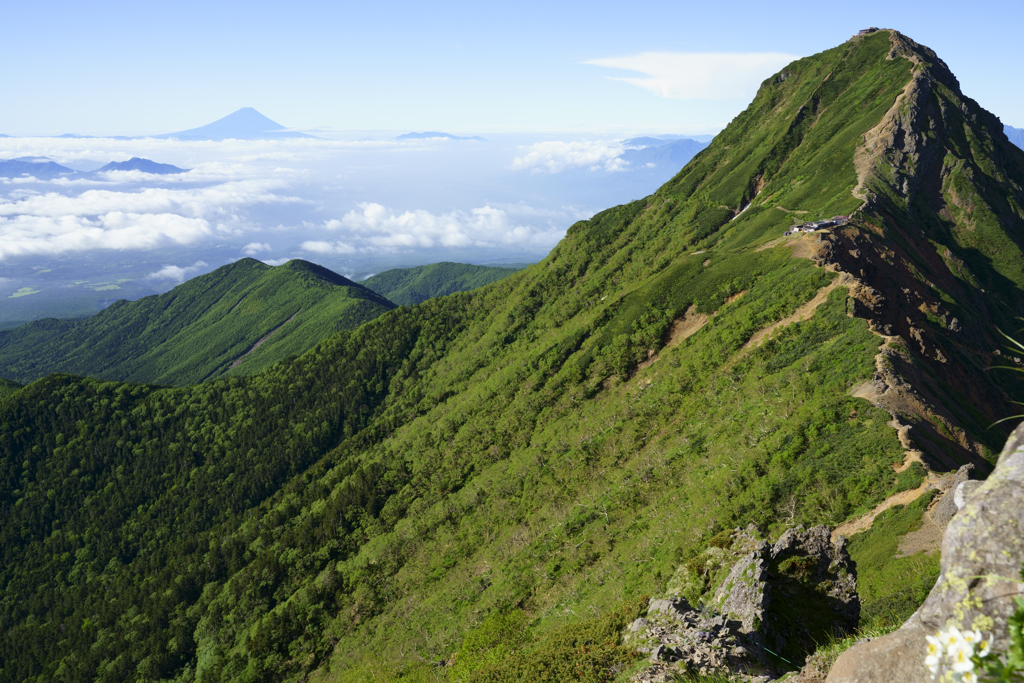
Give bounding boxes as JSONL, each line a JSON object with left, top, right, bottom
{"left": 0, "top": 131, "right": 701, "bottom": 294}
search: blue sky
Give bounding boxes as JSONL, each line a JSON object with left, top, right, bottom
{"left": 5, "top": 0, "right": 1023, "bottom": 136}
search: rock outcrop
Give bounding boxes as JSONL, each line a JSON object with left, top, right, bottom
{"left": 628, "top": 525, "right": 858, "bottom": 681}
{"left": 826, "top": 423, "right": 1024, "bottom": 682}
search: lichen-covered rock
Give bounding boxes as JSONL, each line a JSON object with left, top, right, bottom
{"left": 628, "top": 525, "right": 858, "bottom": 682}
{"left": 623, "top": 593, "right": 772, "bottom": 681}
{"left": 713, "top": 540, "right": 771, "bottom": 636}
{"left": 826, "top": 423, "right": 1024, "bottom": 683}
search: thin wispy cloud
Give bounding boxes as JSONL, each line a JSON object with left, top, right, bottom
{"left": 585, "top": 52, "right": 799, "bottom": 100}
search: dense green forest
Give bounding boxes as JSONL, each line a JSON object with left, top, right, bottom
{"left": 361, "top": 262, "right": 522, "bottom": 306}
{"left": 0, "top": 259, "right": 394, "bottom": 386}
{"left": 2, "top": 30, "right": 1024, "bottom": 683}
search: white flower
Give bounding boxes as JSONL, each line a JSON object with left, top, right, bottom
{"left": 941, "top": 626, "right": 964, "bottom": 650}
{"left": 948, "top": 640, "right": 975, "bottom": 673}
{"left": 977, "top": 636, "right": 991, "bottom": 658}
{"left": 926, "top": 634, "right": 944, "bottom": 674}
{"left": 961, "top": 670, "right": 978, "bottom": 683}
{"left": 961, "top": 629, "right": 982, "bottom": 646}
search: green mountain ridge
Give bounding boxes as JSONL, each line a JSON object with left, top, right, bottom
{"left": 361, "top": 262, "right": 522, "bottom": 306}
{"left": 0, "top": 258, "right": 395, "bottom": 386}
{"left": 2, "top": 29, "right": 1023, "bottom": 683}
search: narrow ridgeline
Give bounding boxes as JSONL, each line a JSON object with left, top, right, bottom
{"left": 2, "top": 29, "right": 1024, "bottom": 683}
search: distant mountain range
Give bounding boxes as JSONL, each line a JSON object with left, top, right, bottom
{"left": 154, "top": 107, "right": 315, "bottom": 141}
{"left": 0, "top": 108, "right": 313, "bottom": 141}
{"left": 394, "top": 131, "right": 486, "bottom": 141}
{"left": 95, "top": 157, "right": 187, "bottom": 174}
{"left": 53, "top": 133, "right": 135, "bottom": 140}
{"left": 0, "top": 158, "right": 77, "bottom": 180}
{"left": 620, "top": 136, "right": 709, "bottom": 169}
{"left": 0, "top": 156, "right": 187, "bottom": 180}
{"left": 1007, "top": 124, "right": 1024, "bottom": 149}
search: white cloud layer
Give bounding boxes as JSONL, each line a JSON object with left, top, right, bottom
{"left": 585, "top": 52, "right": 799, "bottom": 100}
{"left": 511, "top": 140, "right": 629, "bottom": 174}
{"left": 301, "top": 202, "right": 570, "bottom": 254}
{"left": 147, "top": 261, "right": 209, "bottom": 283}
{"left": 0, "top": 136, "right": 599, "bottom": 268}
{"left": 0, "top": 180, "right": 301, "bottom": 260}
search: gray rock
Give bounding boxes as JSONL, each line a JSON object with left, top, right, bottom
{"left": 826, "top": 423, "right": 1024, "bottom": 682}
{"left": 629, "top": 617, "right": 649, "bottom": 632}
{"left": 628, "top": 524, "right": 859, "bottom": 681}
{"left": 929, "top": 463, "right": 975, "bottom": 527}
{"left": 713, "top": 540, "right": 772, "bottom": 635}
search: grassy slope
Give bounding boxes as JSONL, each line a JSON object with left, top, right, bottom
{"left": 846, "top": 491, "right": 941, "bottom": 628}
{"left": 361, "top": 263, "right": 522, "bottom": 306}
{"left": 1, "top": 31, "right": 1023, "bottom": 683}
{"left": 0, "top": 259, "right": 395, "bottom": 386}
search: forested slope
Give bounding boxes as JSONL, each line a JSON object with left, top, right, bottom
{"left": 361, "top": 262, "right": 522, "bottom": 306}
{"left": 0, "top": 259, "right": 395, "bottom": 386}
{"left": 2, "top": 30, "right": 1024, "bottom": 683}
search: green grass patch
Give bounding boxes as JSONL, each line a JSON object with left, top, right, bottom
{"left": 847, "top": 491, "right": 941, "bottom": 627}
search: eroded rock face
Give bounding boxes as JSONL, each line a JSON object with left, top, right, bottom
{"left": 628, "top": 525, "right": 858, "bottom": 682}
{"left": 713, "top": 540, "right": 771, "bottom": 637}
{"left": 763, "top": 525, "right": 860, "bottom": 660}
{"left": 826, "top": 424, "right": 1024, "bottom": 683}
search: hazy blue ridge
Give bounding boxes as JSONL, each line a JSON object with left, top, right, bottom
{"left": 1007, "top": 124, "right": 1024, "bottom": 149}
{"left": 620, "top": 138, "right": 709, "bottom": 170}
{"left": 0, "top": 158, "right": 75, "bottom": 179}
{"left": 394, "top": 131, "right": 487, "bottom": 141}
{"left": 0, "top": 156, "right": 187, "bottom": 179}
{"left": 96, "top": 157, "right": 188, "bottom": 174}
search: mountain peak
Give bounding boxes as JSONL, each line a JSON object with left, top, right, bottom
{"left": 393, "top": 131, "right": 486, "bottom": 141}
{"left": 155, "top": 107, "right": 315, "bottom": 141}
{"left": 97, "top": 157, "right": 188, "bottom": 175}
